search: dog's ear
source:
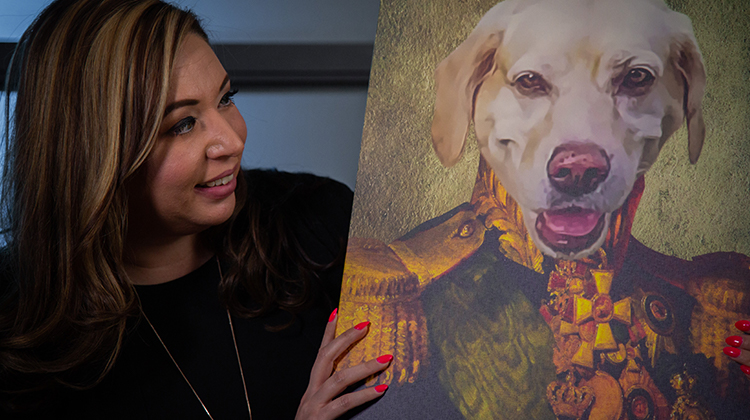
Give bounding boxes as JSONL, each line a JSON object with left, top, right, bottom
{"left": 432, "top": 32, "right": 501, "bottom": 167}
{"left": 669, "top": 14, "right": 706, "bottom": 164}
{"left": 431, "top": 2, "right": 520, "bottom": 167}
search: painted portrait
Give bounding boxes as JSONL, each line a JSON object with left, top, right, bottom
{"left": 336, "top": 0, "right": 750, "bottom": 419}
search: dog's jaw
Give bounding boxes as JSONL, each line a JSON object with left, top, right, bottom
{"left": 525, "top": 207, "right": 611, "bottom": 260}
{"left": 485, "top": 132, "right": 645, "bottom": 258}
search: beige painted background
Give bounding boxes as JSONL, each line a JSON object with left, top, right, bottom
{"left": 348, "top": 0, "right": 750, "bottom": 260}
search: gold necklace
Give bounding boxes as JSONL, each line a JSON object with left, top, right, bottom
{"left": 140, "top": 257, "right": 252, "bottom": 420}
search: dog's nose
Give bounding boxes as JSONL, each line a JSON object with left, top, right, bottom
{"left": 547, "top": 143, "right": 610, "bottom": 196}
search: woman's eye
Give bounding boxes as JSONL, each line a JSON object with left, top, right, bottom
{"left": 513, "top": 72, "right": 550, "bottom": 96}
{"left": 171, "top": 116, "right": 196, "bottom": 136}
{"left": 219, "top": 89, "right": 238, "bottom": 107}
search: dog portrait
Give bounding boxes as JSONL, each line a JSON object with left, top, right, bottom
{"left": 432, "top": 0, "right": 704, "bottom": 260}
{"left": 337, "top": 0, "right": 750, "bottom": 419}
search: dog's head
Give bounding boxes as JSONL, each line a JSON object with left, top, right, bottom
{"left": 431, "top": 0, "right": 705, "bottom": 259}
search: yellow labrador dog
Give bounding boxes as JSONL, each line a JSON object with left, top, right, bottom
{"left": 432, "top": 0, "right": 705, "bottom": 260}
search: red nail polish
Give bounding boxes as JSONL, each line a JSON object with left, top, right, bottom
{"left": 726, "top": 335, "right": 743, "bottom": 347}
{"left": 735, "top": 320, "right": 750, "bottom": 332}
{"left": 328, "top": 308, "right": 338, "bottom": 323}
{"left": 354, "top": 321, "right": 370, "bottom": 330}
{"left": 723, "top": 346, "right": 741, "bottom": 358}
{"left": 374, "top": 384, "right": 388, "bottom": 393}
{"left": 376, "top": 354, "right": 393, "bottom": 364}
{"left": 742, "top": 365, "right": 750, "bottom": 375}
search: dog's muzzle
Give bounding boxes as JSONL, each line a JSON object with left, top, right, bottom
{"left": 536, "top": 143, "right": 611, "bottom": 254}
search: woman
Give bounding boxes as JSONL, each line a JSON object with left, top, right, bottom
{"left": 0, "top": 0, "right": 387, "bottom": 418}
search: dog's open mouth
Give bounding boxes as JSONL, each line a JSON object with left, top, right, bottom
{"left": 535, "top": 207, "right": 605, "bottom": 254}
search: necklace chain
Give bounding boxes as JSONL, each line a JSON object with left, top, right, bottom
{"left": 141, "top": 257, "right": 252, "bottom": 420}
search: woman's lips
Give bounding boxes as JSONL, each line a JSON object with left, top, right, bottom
{"left": 195, "top": 172, "right": 237, "bottom": 200}
{"left": 535, "top": 207, "right": 605, "bottom": 254}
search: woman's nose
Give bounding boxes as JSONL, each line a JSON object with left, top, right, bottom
{"left": 206, "top": 111, "right": 246, "bottom": 159}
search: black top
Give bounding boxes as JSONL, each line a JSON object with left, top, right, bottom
{"left": 1, "top": 170, "right": 353, "bottom": 419}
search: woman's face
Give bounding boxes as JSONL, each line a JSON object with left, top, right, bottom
{"left": 128, "top": 33, "right": 247, "bottom": 237}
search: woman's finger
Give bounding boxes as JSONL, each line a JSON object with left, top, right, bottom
{"left": 320, "top": 308, "right": 338, "bottom": 349}
{"left": 728, "top": 320, "right": 750, "bottom": 351}
{"left": 725, "top": 320, "right": 750, "bottom": 375}
{"left": 307, "top": 320, "right": 371, "bottom": 390}
{"left": 725, "top": 333, "right": 750, "bottom": 351}
{"left": 322, "top": 383, "right": 390, "bottom": 420}
{"left": 723, "top": 346, "right": 750, "bottom": 372}
{"left": 312, "top": 354, "right": 393, "bottom": 408}
{"left": 297, "top": 320, "right": 392, "bottom": 420}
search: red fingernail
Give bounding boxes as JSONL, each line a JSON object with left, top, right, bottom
{"left": 742, "top": 365, "right": 750, "bottom": 375}
{"left": 328, "top": 308, "right": 338, "bottom": 322}
{"left": 726, "top": 335, "right": 743, "bottom": 347}
{"left": 723, "top": 346, "right": 741, "bottom": 358}
{"left": 374, "top": 384, "right": 388, "bottom": 393}
{"left": 735, "top": 320, "right": 750, "bottom": 332}
{"left": 376, "top": 354, "right": 393, "bottom": 364}
{"left": 354, "top": 321, "right": 370, "bottom": 330}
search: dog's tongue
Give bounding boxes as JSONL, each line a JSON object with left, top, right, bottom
{"left": 536, "top": 207, "right": 605, "bottom": 254}
{"left": 542, "top": 208, "right": 602, "bottom": 236}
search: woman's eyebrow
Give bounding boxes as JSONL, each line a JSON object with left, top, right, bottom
{"left": 164, "top": 99, "right": 199, "bottom": 117}
{"left": 219, "top": 74, "right": 230, "bottom": 93}
{"left": 163, "top": 74, "right": 231, "bottom": 117}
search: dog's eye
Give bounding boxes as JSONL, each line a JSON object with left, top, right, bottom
{"left": 622, "top": 68, "right": 655, "bottom": 88}
{"left": 513, "top": 72, "right": 550, "bottom": 96}
{"left": 617, "top": 67, "right": 655, "bottom": 95}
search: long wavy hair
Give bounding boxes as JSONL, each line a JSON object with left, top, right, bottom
{"left": 0, "top": 0, "right": 340, "bottom": 404}
{"left": 0, "top": 0, "right": 208, "bottom": 397}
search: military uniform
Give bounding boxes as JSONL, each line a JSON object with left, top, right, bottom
{"left": 338, "top": 160, "right": 750, "bottom": 420}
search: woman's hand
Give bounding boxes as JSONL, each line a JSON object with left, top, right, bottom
{"left": 724, "top": 320, "right": 750, "bottom": 375}
{"left": 296, "top": 309, "right": 391, "bottom": 420}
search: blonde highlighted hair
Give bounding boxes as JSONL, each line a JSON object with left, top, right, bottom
{"left": 1, "top": 0, "right": 207, "bottom": 397}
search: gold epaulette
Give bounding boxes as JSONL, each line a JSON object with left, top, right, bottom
{"left": 336, "top": 207, "right": 485, "bottom": 385}
{"left": 687, "top": 261, "right": 750, "bottom": 390}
